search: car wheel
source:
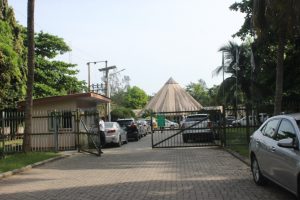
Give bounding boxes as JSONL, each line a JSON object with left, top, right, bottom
{"left": 117, "top": 136, "right": 122, "bottom": 147}
{"left": 124, "top": 136, "right": 128, "bottom": 144}
{"left": 170, "top": 125, "right": 175, "bottom": 129}
{"left": 251, "top": 156, "right": 267, "bottom": 185}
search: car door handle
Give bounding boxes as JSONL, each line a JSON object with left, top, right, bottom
{"left": 271, "top": 146, "right": 276, "bottom": 152}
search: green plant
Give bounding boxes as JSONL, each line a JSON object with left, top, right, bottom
{"left": 0, "top": 152, "right": 59, "bottom": 173}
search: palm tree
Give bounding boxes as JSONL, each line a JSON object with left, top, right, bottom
{"left": 213, "top": 41, "right": 252, "bottom": 106}
{"left": 23, "top": 0, "right": 35, "bottom": 152}
{"left": 253, "top": 0, "right": 300, "bottom": 114}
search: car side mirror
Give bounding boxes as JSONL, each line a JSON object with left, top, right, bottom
{"left": 277, "top": 138, "right": 298, "bottom": 149}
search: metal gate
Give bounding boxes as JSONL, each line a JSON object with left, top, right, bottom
{"left": 151, "top": 110, "right": 223, "bottom": 148}
{"left": 77, "top": 110, "right": 102, "bottom": 156}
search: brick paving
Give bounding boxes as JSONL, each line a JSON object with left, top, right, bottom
{"left": 0, "top": 135, "right": 296, "bottom": 200}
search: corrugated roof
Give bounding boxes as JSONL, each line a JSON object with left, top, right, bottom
{"left": 144, "top": 78, "right": 202, "bottom": 112}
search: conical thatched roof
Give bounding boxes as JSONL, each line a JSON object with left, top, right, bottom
{"left": 144, "top": 78, "right": 203, "bottom": 112}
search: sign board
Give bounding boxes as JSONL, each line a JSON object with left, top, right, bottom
{"left": 157, "top": 115, "right": 165, "bottom": 127}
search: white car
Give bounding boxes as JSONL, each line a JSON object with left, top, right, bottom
{"left": 232, "top": 113, "right": 269, "bottom": 126}
{"left": 232, "top": 116, "right": 257, "bottom": 126}
{"left": 164, "top": 119, "right": 179, "bottom": 129}
{"left": 181, "top": 114, "right": 214, "bottom": 142}
{"left": 105, "top": 122, "right": 128, "bottom": 147}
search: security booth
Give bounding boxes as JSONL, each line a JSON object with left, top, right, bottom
{"left": 16, "top": 92, "right": 110, "bottom": 152}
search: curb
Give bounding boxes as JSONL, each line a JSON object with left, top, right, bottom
{"left": 0, "top": 152, "right": 76, "bottom": 180}
{"left": 224, "top": 148, "right": 250, "bottom": 166}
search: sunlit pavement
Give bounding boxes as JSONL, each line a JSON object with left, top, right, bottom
{"left": 0, "top": 135, "right": 296, "bottom": 200}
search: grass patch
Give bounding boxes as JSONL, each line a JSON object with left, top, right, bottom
{"left": 0, "top": 152, "right": 59, "bottom": 173}
{"left": 228, "top": 144, "right": 249, "bottom": 158}
{"left": 224, "top": 127, "right": 257, "bottom": 158}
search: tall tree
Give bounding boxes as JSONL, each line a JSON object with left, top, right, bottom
{"left": 252, "top": 0, "right": 300, "bottom": 114}
{"left": 213, "top": 41, "right": 253, "bottom": 106}
{"left": 23, "top": 0, "right": 35, "bottom": 152}
{"left": 33, "top": 32, "right": 86, "bottom": 97}
{"left": 0, "top": 0, "right": 26, "bottom": 108}
{"left": 186, "top": 79, "right": 210, "bottom": 106}
{"left": 124, "top": 86, "right": 148, "bottom": 109}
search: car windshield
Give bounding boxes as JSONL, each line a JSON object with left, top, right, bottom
{"left": 185, "top": 115, "right": 208, "bottom": 122}
{"left": 117, "top": 120, "right": 133, "bottom": 126}
{"left": 104, "top": 122, "right": 114, "bottom": 128}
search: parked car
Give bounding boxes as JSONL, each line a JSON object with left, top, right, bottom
{"left": 225, "top": 116, "right": 236, "bottom": 126}
{"left": 164, "top": 119, "right": 179, "bottom": 129}
{"left": 232, "top": 113, "right": 269, "bottom": 126}
{"left": 117, "top": 118, "right": 142, "bottom": 141}
{"left": 181, "top": 114, "right": 214, "bottom": 142}
{"left": 137, "top": 119, "right": 151, "bottom": 136}
{"left": 104, "top": 122, "right": 127, "bottom": 147}
{"left": 249, "top": 113, "right": 300, "bottom": 198}
{"left": 232, "top": 116, "right": 257, "bottom": 126}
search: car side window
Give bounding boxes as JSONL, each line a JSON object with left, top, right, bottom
{"left": 261, "top": 119, "right": 280, "bottom": 138}
{"left": 275, "top": 119, "right": 296, "bottom": 141}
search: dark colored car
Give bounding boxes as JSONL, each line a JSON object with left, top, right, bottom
{"left": 117, "top": 118, "right": 142, "bottom": 141}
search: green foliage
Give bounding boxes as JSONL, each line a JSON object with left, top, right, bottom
{"left": 0, "top": 152, "right": 59, "bottom": 173}
{"left": 186, "top": 79, "right": 210, "bottom": 106}
{"left": 111, "top": 90, "right": 126, "bottom": 106}
{"left": 35, "top": 32, "right": 70, "bottom": 59}
{"left": 111, "top": 106, "right": 135, "bottom": 121}
{"left": 33, "top": 32, "right": 86, "bottom": 98}
{"left": 207, "top": 85, "right": 221, "bottom": 105}
{"left": 123, "top": 86, "right": 148, "bottom": 109}
{"left": 228, "top": 0, "right": 300, "bottom": 112}
{"left": 0, "top": 3, "right": 86, "bottom": 107}
{"left": 0, "top": 3, "right": 26, "bottom": 108}
{"left": 230, "top": 0, "right": 254, "bottom": 40}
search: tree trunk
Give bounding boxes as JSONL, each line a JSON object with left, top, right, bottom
{"left": 273, "top": 34, "right": 285, "bottom": 115}
{"left": 23, "top": 0, "right": 35, "bottom": 152}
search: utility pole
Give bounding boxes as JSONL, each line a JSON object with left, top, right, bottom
{"left": 99, "top": 64, "right": 116, "bottom": 121}
{"left": 222, "top": 51, "right": 225, "bottom": 105}
{"left": 87, "top": 60, "right": 107, "bottom": 92}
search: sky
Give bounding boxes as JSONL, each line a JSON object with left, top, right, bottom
{"left": 9, "top": 0, "right": 244, "bottom": 95}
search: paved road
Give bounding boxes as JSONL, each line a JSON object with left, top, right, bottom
{"left": 0, "top": 134, "right": 296, "bottom": 200}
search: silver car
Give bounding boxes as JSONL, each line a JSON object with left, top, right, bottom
{"left": 164, "top": 119, "right": 179, "bottom": 129}
{"left": 249, "top": 113, "right": 300, "bottom": 198}
{"left": 181, "top": 114, "right": 214, "bottom": 142}
{"left": 105, "top": 122, "right": 128, "bottom": 147}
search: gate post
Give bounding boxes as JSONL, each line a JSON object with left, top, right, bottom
{"left": 222, "top": 105, "right": 226, "bottom": 147}
{"left": 95, "top": 110, "right": 101, "bottom": 157}
{"left": 245, "top": 104, "right": 251, "bottom": 144}
{"left": 151, "top": 112, "right": 154, "bottom": 148}
{"left": 75, "top": 109, "right": 81, "bottom": 153}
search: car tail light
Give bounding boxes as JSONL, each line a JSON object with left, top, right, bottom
{"left": 107, "top": 129, "right": 116, "bottom": 135}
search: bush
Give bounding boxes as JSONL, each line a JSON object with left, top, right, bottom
{"left": 111, "top": 107, "right": 135, "bottom": 121}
